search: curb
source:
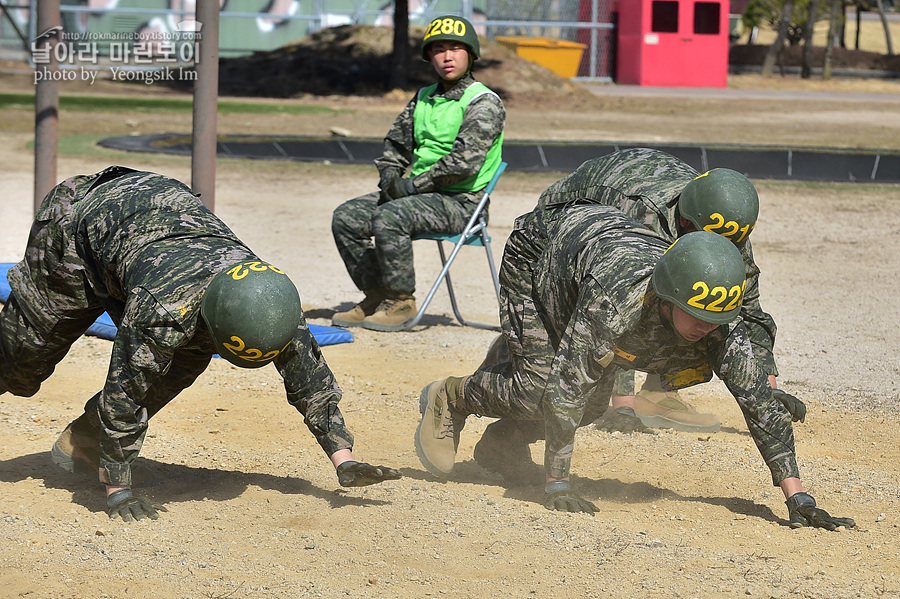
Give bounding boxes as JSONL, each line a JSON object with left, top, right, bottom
{"left": 98, "top": 134, "right": 900, "bottom": 184}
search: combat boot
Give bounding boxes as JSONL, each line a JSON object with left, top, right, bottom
{"left": 361, "top": 294, "right": 417, "bottom": 332}
{"left": 633, "top": 389, "right": 721, "bottom": 433}
{"left": 414, "top": 376, "right": 468, "bottom": 477}
{"left": 51, "top": 414, "right": 100, "bottom": 474}
{"left": 473, "top": 419, "right": 544, "bottom": 485}
{"left": 332, "top": 289, "right": 387, "bottom": 328}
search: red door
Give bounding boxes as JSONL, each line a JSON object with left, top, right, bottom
{"left": 617, "top": 0, "right": 728, "bottom": 87}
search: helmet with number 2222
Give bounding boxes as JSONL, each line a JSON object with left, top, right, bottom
{"left": 652, "top": 231, "right": 747, "bottom": 325}
{"left": 201, "top": 261, "right": 302, "bottom": 368}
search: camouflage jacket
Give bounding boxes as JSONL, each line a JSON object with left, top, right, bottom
{"left": 536, "top": 148, "right": 778, "bottom": 376}
{"left": 374, "top": 73, "right": 505, "bottom": 199}
{"left": 520, "top": 205, "right": 798, "bottom": 484}
{"left": 17, "top": 167, "right": 350, "bottom": 485}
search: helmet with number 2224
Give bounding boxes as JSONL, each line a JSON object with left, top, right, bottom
{"left": 652, "top": 231, "right": 747, "bottom": 325}
{"left": 201, "top": 261, "right": 302, "bottom": 368}
{"left": 422, "top": 15, "right": 480, "bottom": 60}
{"left": 679, "top": 168, "right": 759, "bottom": 247}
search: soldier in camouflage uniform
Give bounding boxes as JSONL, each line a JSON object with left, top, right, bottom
{"left": 331, "top": 14, "right": 505, "bottom": 331}
{"left": 414, "top": 206, "right": 854, "bottom": 530}
{"left": 0, "top": 166, "right": 400, "bottom": 522}
{"left": 477, "top": 149, "right": 805, "bottom": 461}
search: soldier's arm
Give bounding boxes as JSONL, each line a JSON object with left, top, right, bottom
{"left": 375, "top": 94, "right": 417, "bottom": 183}
{"left": 411, "top": 93, "right": 505, "bottom": 193}
{"left": 274, "top": 318, "right": 402, "bottom": 487}
{"left": 713, "top": 323, "right": 798, "bottom": 485}
{"left": 714, "top": 324, "right": 855, "bottom": 530}
{"left": 542, "top": 286, "right": 619, "bottom": 481}
{"left": 274, "top": 315, "right": 354, "bottom": 459}
{"left": 739, "top": 241, "right": 778, "bottom": 378}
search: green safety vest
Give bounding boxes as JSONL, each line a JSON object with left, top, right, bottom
{"left": 411, "top": 82, "right": 504, "bottom": 194}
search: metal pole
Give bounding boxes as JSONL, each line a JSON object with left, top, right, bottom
{"left": 34, "top": 0, "right": 60, "bottom": 212}
{"left": 590, "top": 0, "right": 598, "bottom": 79}
{"left": 191, "top": 1, "right": 219, "bottom": 211}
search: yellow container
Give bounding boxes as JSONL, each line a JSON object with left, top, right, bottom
{"left": 495, "top": 36, "right": 587, "bottom": 78}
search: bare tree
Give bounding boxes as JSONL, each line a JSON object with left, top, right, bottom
{"left": 801, "top": 0, "right": 821, "bottom": 77}
{"left": 849, "top": 1, "right": 894, "bottom": 54}
{"left": 762, "top": 0, "right": 797, "bottom": 75}
{"left": 389, "top": 0, "right": 409, "bottom": 90}
{"left": 874, "top": 0, "right": 895, "bottom": 54}
{"left": 823, "top": 0, "right": 842, "bottom": 78}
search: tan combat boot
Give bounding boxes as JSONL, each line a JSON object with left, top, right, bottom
{"left": 332, "top": 289, "right": 387, "bottom": 328}
{"left": 51, "top": 415, "right": 100, "bottom": 474}
{"left": 414, "top": 376, "right": 467, "bottom": 477}
{"left": 361, "top": 294, "right": 417, "bottom": 332}
{"left": 633, "top": 389, "right": 721, "bottom": 433}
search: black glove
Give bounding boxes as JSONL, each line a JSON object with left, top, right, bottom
{"left": 337, "top": 461, "right": 402, "bottom": 487}
{"left": 772, "top": 389, "right": 806, "bottom": 423}
{"left": 377, "top": 189, "right": 393, "bottom": 205}
{"left": 106, "top": 488, "right": 166, "bottom": 522}
{"left": 595, "top": 407, "right": 654, "bottom": 434}
{"left": 786, "top": 492, "right": 856, "bottom": 530}
{"left": 383, "top": 177, "right": 417, "bottom": 201}
{"left": 543, "top": 480, "right": 597, "bottom": 515}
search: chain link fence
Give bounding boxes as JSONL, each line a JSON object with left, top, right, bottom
{"left": 1, "top": 0, "right": 616, "bottom": 80}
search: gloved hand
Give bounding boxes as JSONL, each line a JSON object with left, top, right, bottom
{"left": 786, "top": 492, "right": 856, "bottom": 530}
{"left": 595, "top": 407, "right": 655, "bottom": 434}
{"left": 106, "top": 488, "right": 166, "bottom": 522}
{"left": 377, "top": 189, "right": 393, "bottom": 205}
{"left": 337, "top": 461, "right": 402, "bottom": 487}
{"left": 383, "top": 177, "right": 417, "bottom": 201}
{"left": 543, "top": 480, "right": 597, "bottom": 515}
{"left": 772, "top": 389, "right": 806, "bottom": 423}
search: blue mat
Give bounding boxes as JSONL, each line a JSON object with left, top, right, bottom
{"left": 0, "top": 263, "right": 352, "bottom": 347}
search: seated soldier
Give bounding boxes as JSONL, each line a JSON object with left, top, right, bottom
{"left": 331, "top": 15, "right": 505, "bottom": 331}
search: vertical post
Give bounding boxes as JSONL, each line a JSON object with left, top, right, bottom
{"left": 191, "top": 2, "right": 219, "bottom": 211}
{"left": 590, "top": 0, "right": 598, "bottom": 79}
{"left": 34, "top": 0, "right": 60, "bottom": 212}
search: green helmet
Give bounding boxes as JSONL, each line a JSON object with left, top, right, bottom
{"left": 201, "top": 261, "right": 302, "bottom": 369}
{"left": 652, "top": 231, "right": 747, "bottom": 325}
{"left": 421, "top": 15, "right": 480, "bottom": 60}
{"left": 678, "top": 168, "right": 759, "bottom": 247}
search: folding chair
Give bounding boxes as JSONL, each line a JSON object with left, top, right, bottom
{"left": 405, "top": 161, "right": 507, "bottom": 331}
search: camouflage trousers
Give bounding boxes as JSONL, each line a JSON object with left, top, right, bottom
{"left": 463, "top": 225, "right": 614, "bottom": 443}
{"left": 331, "top": 190, "right": 483, "bottom": 295}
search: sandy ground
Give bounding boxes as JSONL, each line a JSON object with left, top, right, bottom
{"left": 1, "top": 72, "right": 900, "bottom": 598}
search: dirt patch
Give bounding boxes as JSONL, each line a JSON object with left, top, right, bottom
{"left": 1, "top": 35, "right": 900, "bottom": 599}
{"left": 184, "top": 24, "right": 605, "bottom": 108}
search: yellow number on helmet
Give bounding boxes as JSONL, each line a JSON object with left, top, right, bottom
{"left": 222, "top": 335, "right": 246, "bottom": 355}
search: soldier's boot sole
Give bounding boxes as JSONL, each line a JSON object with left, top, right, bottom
{"left": 633, "top": 413, "right": 721, "bottom": 433}
{"left": 332, "top": 305, "right": 367, "bottom": 328}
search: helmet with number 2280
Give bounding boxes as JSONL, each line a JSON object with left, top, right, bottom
{"left": 421, "top": 15, "right": 480, "bottom": 60}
